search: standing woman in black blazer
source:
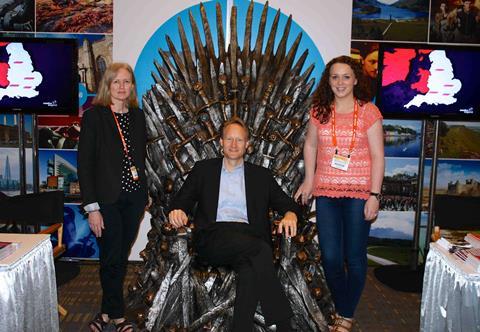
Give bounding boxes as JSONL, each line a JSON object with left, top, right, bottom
{"left": 79, "top": 63, "right": 148, "bottom": 332}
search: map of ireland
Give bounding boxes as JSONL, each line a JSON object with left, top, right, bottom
{"left": 0, "top": 42, "right": 43, "bottom": 100}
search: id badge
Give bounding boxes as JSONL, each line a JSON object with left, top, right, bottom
{"left": 130, "top": 166, "right": 139, "bottom": 181}
{"left": 331, "top": 153, "right": 350, "bottom": 171}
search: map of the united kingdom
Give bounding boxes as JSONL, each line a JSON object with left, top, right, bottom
{"left": 383, "top": 49, "right": 462, "bottom": 109}
{"left": 0, "top": 42, "right": 43, "bottom": 100}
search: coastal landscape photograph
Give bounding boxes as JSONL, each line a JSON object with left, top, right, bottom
{"left": 384, "top": 119, "right": 422, "bottom": 158}
{"left": 352, "top": 0, "right": 429, "bottom": 41}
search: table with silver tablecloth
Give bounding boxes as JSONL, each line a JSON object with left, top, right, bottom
{"left": 420, "top": 242, "right": 480, "bottom": 332}
{"left": 0, "top": 233, "right": 59, "bottom": 332}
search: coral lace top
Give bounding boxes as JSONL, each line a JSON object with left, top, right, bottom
{"left": 310, "top": 101, "right": 382, "bottom": 200}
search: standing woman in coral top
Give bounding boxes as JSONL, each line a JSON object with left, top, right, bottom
{"left": 295, "top": 55, "right": 384, "bottom": 331}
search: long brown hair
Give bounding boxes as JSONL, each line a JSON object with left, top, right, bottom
{"left": 311, "top": 55, "right": 372, "bottom": 123}
{"left": 92, "top": 62, "right": 139, "bottom": 108}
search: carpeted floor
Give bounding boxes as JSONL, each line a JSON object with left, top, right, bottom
{"left": 58, "top": 262, "right": 421, "bottom": 332}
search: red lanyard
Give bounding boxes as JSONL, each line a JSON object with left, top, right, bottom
{"left": 331, "top": 100, "right": 359, "bottom": 157}
{"left": 110, "top": 106, "right": 133, "bottom": 162}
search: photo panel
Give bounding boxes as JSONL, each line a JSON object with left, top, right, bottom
{"left": 0, "top": 114, "right": 19, "bottom": 148}
{"left": 435, "top": 158, "right": 480, "bottom": 196}
{"left": 423, "top": 158, "right": 480, "bottom": 208}
{"left": 74, "top": 34, "right": 112, "bottom": 94}
{"left": 368, "top": 211, "right": 415, "bottom": 265}
{"left": 424, "top": 158, "right": 480, "bottom": 229}
{"left": 38, "top": 115, "right": 81, "bottom": 150}
{"left": 371, "top": 210, "right": 415, "bottom": 241}
{"left": 351, "top": 41, "right": 379, "bottom": 99}
{"left": 351, "top": 0, "right": 429, "bottom": 41}
{"left": 0, "top": 0, "right": 34, "bottom": 33}
{"left": 36, "top": 0, "right": 113, "bottom": 33}
{"left": 382, "top": 157, "right": 419, "bottom": 211}
{"left": 62, "top": 203, "right": 99, "bottom": 259}
{"left": 429, "top": 0, "right": 480, "bottom": 44}
{"left": 438, "top": 121, "right": 480, "bottom": 159}
{"left": 383, "top": 119, "right": 422, "bottom": 158}
{"left": 0, "top": 146, "right": 33, "bottom": 195}
{"left": 38, "top": 148, "right": 80, "bottom": 203}
{"left": 0, "top": 114, "right": 33, "bottom": 148}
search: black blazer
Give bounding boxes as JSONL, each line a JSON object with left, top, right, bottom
{"left": 169, "top": 158, "right": 301, "bottom": 243}
{"left": 78, "top": 106, "right": 147, "bottom": 206}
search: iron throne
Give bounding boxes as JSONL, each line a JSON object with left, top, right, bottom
{"left": 127, "top": 2, "right": 334, "bottom": 331}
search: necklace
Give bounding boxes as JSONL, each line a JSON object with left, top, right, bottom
{"left": 111, "top": 105, "right": 127, "bottom": 114}
{"left": 331, "top": 99, "right": 359, "bottom": 158}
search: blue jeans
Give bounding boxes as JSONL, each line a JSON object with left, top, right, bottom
{"left": 315, "top": 196, "right": 371, "bottom": 318}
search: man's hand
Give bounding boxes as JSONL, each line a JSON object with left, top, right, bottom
{"left": 277, "top": 211, "right": 297, "bottom": 238}
{"left": 88, "top": 210, "right": 104, "bottom": 237}
{"left": 168, "top": 209, "right": 188, "bottom": 228}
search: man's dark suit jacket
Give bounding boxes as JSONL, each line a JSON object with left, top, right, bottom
{"left": 169, "top": 158, "right": 301, "bottom": 244}
{"left": 78, "top": 106, "right": 147, "bottom": 206}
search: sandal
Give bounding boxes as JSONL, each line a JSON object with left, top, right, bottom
{"left": 114, "top": 319, "right": 135, "bottom": 332}
{"left": 89, "top": 313, "right": 109, "bottom": 332}
{"left": 329, "top": 313, "right": 353, "bottom": 332}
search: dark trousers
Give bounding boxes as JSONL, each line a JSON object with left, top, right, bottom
{"left": 97, "top": 189, "right": 146, "bottom": 319}
{"left": 195, "top": 222, "right": 293, "bottom": 332}
{"left": 315, "top": 197, "right": 371, "bottom": 318}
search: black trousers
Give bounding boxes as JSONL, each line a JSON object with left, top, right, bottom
{"left": 97, "top": 189, "right": 146, "bottom": 319}
{"left": 195, "top": 222, "right": 293, "bottom": 332}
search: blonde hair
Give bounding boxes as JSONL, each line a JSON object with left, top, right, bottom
{"left": 93, "top": 62, "right": 139, "bottom": 108}
{"left": 221, "top": 117, "right": 250, "bottom": 139}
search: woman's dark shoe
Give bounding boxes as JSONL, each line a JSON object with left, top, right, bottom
{"left": 89, "top": 313, "right": 109, "bottom": 332}
{"left": 114, "top": 319, "right": 135, "bottom": 332}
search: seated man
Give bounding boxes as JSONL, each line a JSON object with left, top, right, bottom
{"left": 168, "top": 117, "right": 301, "bottom": 332}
